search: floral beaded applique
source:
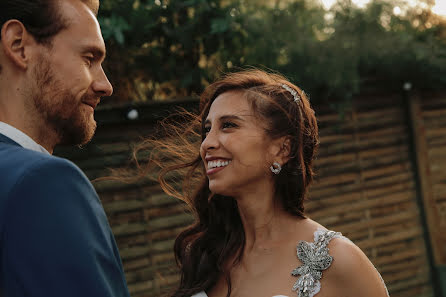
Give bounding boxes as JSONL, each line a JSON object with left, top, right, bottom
{"left": 291, "top": 229, "right": 343, "bottom": 297}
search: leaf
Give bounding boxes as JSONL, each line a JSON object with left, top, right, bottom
{"left": 115, "top": 30, "right": 125, "bottom": 45}
{"left": 211, "top": 18, "right": 230, "bottom": 34}
{"left": 99, "top": 15, "right": 131, "bottom": 44}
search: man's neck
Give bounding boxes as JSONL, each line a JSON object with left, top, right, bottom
{"left": 0, "top": 121, "right": 52, "bottom": 154}
{"left": 0, "top": 111, "right": 56, "bottom": 154}
{"left": 0, "top": 62, "right": 57, "bottom": 153}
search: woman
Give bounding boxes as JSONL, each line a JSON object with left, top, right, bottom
{"left": 147, "top": 69, "right": 389, "bottom": 297}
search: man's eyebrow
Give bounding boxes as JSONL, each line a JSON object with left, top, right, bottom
{"left": 204, "top": 114, "right": 246, "bottom": 125}
{"left": 82, "top": 46, "right": 106, "bottom": 60}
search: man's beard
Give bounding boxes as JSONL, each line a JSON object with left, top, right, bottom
{"left": 31, "top": 55, "right": 97, "bottom": 146}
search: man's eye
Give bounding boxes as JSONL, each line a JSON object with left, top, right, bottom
{"left": 203, "top": 126, "right": 211, "bottom": 134}
{"left": 84, "top": 56, "right": 94, "bottom": 66}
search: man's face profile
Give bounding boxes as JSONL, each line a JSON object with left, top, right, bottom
{"left": 28, "top": 0, "right": 112, "bottom": 146}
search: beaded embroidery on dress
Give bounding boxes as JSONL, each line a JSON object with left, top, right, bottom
{"left": 291, "top": 229, "right": 344, "bottom": 297}
{"left": 290, "top": 229, "right": 389, "bottom": 297}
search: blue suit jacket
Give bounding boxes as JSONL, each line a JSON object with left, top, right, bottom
{"left": 0, "top": 134, "right": 130, "bottom": 297}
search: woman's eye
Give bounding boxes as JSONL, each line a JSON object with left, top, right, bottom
{"left": 203, "top": 126, "right": 211, "bottom": 134}
{"left": 222, "top": 122, "right": 237, "bottom": 129}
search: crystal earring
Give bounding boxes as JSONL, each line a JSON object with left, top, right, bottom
{"left": 270, "top": 162, "right": 282, "bottom": 174}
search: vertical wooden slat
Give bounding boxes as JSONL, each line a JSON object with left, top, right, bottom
{"left": 408, "top": 93, "right": 446, "bottom": 265}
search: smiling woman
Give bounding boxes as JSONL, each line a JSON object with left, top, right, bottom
{"left": 135, "top": 69, "right": 389, "bottom": 297}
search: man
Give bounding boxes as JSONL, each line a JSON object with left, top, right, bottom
{"left": 0, "top": 0, "right": 130, "bottom": 296}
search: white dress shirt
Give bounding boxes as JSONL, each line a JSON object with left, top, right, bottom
{"left": 0, "top": 122, "right": 50, "bottom": 155}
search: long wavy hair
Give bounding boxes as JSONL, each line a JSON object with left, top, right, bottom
{"left": 135, "top": 69, "right": 319, "bottom": 297}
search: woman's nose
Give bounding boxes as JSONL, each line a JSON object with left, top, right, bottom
{"left": 201, "top": 128, "right": 219, "bottom": 152}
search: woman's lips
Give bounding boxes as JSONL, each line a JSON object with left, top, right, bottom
{"left": 207, "top": 165, "right": 227, "bottom": 175}
{"left": 206, "top": 159, "right": 231, "bottom": 175}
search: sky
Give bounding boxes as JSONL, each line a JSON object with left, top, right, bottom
{"left": 320, "top": 0, "right": 446, "bottom": 16}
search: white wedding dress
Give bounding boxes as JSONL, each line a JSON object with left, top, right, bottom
{"left": 190, "top": 229, "right": 389, "bottom": 297}
{"left": 192, "top": 293, "right": 288, "bottom": 297}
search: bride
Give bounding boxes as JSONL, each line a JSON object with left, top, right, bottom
{"left": 148, "top": 69, "right": 389, "bottom": 297}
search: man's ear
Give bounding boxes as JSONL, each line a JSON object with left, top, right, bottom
{"left": 1, "top": 20, "right": 34, "bottom": 70}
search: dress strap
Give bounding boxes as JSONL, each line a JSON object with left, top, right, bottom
{"left": 290, "top": 229, "right": 343, "bottom": 297}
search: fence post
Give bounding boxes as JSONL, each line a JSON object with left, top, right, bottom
{"left": 406, "top": 90, "right": 446, "bottom": 297}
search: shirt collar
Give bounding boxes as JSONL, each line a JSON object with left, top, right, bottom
{"left": 0, "top": 122, "right": 50, "bottom": 155}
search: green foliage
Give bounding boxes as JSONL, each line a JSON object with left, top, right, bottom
{"left": 99, "top": 0, "right": 244, "bottom": 101}
{"left": 100, "top": 15, "right": 130, "bottom": 44}
{"left": 98, "top": 0, "right": 446, "bottom": 103}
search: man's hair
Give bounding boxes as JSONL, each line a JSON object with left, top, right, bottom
{"left": 0, "top": 0, "right": 98, "bottom": 44}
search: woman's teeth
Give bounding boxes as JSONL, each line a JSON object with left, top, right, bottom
{"left": 208, "top": 160, "right": 231, "bottom": 169}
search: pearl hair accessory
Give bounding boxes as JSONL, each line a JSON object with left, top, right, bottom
{"left": 270, "top": 162, "right": 282, "bottom": 174}
{"left": 281, "top": 84, "right": 300, "bottom": 103}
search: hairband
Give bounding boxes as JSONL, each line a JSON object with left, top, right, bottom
{"left": 281, "top": 84, "right": 301, "bottom": 103}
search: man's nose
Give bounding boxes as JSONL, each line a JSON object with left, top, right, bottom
{"left": 92, "top": 67, "right": 113, "bottom": 97}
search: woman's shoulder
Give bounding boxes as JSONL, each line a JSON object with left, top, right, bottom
{"left": 324, "top": 235, "right": 389, "bottom": 296}
{"left": 289, "top": 219, "right": 388, "bottom": 297}
{"left": 311, "top": 228, "right": 389, "bottom": 297}
{"left": 287, "top": 218, "right": 335, "bottom": 245}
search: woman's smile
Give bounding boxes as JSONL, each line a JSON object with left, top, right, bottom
{"left": 206, "top": 159, "right": 232, "bottom": 175}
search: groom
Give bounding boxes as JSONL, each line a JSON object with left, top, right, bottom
{"left": 0, "top": 0, "right": 130, "bottom": 296}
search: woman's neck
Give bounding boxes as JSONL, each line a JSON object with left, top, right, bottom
{"left": 235, "top": 190, "right": 301, "bottom": 255}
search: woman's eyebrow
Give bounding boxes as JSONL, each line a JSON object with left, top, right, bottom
{"left": 204, "top": 115, "right": 245, "bottom": 125}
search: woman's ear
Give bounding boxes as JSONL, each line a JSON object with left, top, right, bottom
{"left": 279, "top": 137, "right": 291, "bottom": 164}
{"left": 270, "top": 136, "right": 291, "bottom": 165}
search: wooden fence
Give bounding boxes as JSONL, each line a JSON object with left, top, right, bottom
{"left": 306, "top": 93, "right": 433, "bottom": 297}
{"left": 55, "top": 91, "right": 445, "bottom": 297}
{"left": 409, "top": 91, "right": 446, "bottom": 296}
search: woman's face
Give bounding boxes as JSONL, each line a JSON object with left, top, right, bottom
{"left": 200, "top": 91, "right": 277, "bottom": 197}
